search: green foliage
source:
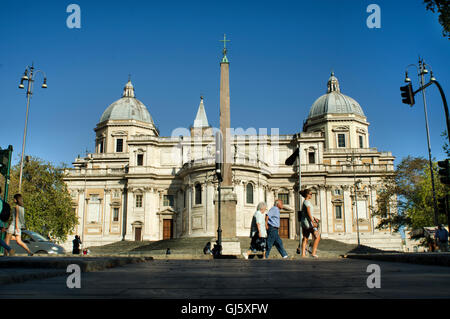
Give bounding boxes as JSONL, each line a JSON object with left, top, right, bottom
{"left": 442, "top": 130, "right": 450, "bottom": 157}
{"left": 5, "top": 157, "right": 77, "bottom": 243}
{"left": 423, "top": 0, "right": 450, "bottom": 39}
{"left": 373, "top": 156, "right": 449, "bottom": 233}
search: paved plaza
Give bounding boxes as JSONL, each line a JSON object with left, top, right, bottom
{"left": 0, "top": 258, "right": 449, "bottom": 299}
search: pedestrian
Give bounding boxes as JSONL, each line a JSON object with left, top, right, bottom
{"left": 299, "top": 189, "right": 320, "bottom": 258}
{"left": 434, "top": 224, "right": 449, "bottom": 252}
{"left": 4, "top": 194, "right": 33, "bottom": 256}
{"left": 72, "top": 235, "right": 82, "bottom": 254}
{"left": 265, "top": 199, "right": 289, "bottom": 259}
{"left": 244, "top": 202, "right": 268, "bottom": 259}
{"left": 0, "top": 196, "right": 15, "bottom": 256}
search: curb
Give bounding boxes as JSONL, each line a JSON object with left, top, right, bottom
{"left": 344, "top": 253, "right": 450, "bottom": 267}
{"left": 0, "top": 256, "right": 153, "bottom": 285}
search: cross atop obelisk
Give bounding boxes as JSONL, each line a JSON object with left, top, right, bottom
{"left": 219, "top": 34, "right": 230, "bottom": 63}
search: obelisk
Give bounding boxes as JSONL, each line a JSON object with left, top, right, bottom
{"left": 214, "top": 34, "right": 240, "bottom": 255}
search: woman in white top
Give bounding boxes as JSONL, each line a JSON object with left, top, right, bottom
{"left": 244, "top": 202, "right": 268, "bottom": 259}
{"left": 5, "top": 194, "right": 33, "bottom": 256}
{"left": 299, "top": 189, "right": 320, "bottom": 258}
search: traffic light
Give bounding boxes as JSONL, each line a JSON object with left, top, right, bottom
{"left": 400, "top": 83, "right": 415, "bottom": 106}
{"left": 438, "top": 159, "right": 450, "bottom": 185}
{"left": 0, "top": 145, "right": 13, "bottom": 177}
{"left": 438, "top": 196, "right": 447, "bottom": 216}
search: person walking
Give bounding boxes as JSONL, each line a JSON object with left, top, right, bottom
{"left": 435, "top": 224, "right": 449, "bottom": 252}
{"left": 0, "top": 219, "right": 14, "bottom": 256}
{"left": 299, "top": 189, "right": 320, "bottom": 258}
{"left": 5, "top": 194, "right": 33, "bottom": 256}
{"left": 265, "top": 199, "right": 289, "bottom": 259}
{"left": 72, "top": 235, "right": 82, "bottom": 254}
{"left": 244, "top": 202, "right": 268, "bottom": 259}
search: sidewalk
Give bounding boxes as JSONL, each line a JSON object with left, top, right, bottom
{"left": 345, "top": 252, "right": 450, "bottom": 267}
{"left": 0, "top": 256, "right": 152, "bottom": 285}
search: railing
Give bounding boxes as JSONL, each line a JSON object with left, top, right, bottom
{"left": 293, "top": 163, "right": 393, "bottom": 173}
{"left": 66, "top": 167, "right": 126, "bottom": 177}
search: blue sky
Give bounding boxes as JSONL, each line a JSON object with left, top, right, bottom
{"left": 0, "top": 0, "right": 448, "bottom": 167}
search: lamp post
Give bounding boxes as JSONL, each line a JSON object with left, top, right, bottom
{"left": 214, "top": 132, "right": 223, "bottom": 256}
{"left": 18, "top": 64, "right": 47, "bottom": 192}
{"left": 403, "top": 58, "right": 449, "bottom": 226}
{"left": 347, "top": 150, "right": 361, "bottom": 246}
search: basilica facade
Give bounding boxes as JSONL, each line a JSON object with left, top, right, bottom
{"left": 63, "top": 66, "right": 402, "bottom": 251}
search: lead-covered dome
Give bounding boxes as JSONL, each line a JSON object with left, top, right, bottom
{"left": 100, "top": 81, "right": 155, "bottom": 125}
{"left": 308, "top": 73, "right": 365, "bottom": 119}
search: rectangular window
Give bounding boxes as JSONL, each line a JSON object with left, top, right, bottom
{"left": 137, "top": 154, "right": 144, "bottom": 166}
{"left": 99, "top": 140, "right": 104, "bottom": 153}
{"left": 334, "top": 189, "right": 341, "bottom": 196}
{"left": 338, "top": 134, "right": 346, "bottom": 148}
{"left": 335, "top": 205, "right": 342, "bottom": 219}
{"left": 116, "top": 139, "right": 123, "bottom": 153}
{"left": 163, "top": 195, "right": 174, "bottom": 207}
{"left": 308, "top": 152, "right": 315, "bottom": 164}
{"left": 195, "top": 184, "right": 202, "bottom": 205}
{"left": 278, "top": 193, "right": 289, "bottom": 206}
{"left": 359, "top": 135, "right": 364, "bottom": 148}
{"left": 135, "top": 194, "right": 143, "bottom": 208}
{"left": 113, "top": 207, "right": 119, "bottom": 222}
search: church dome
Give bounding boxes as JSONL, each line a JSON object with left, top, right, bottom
{"left": 99, "top": 80, "right": 155, "bottom": 125}
{"left": 308, "top": 73, "right": 365, "bottom": 119}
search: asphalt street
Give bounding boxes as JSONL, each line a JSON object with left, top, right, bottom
{"left": 0, "top": 258, "right": 449, "bottom": 299}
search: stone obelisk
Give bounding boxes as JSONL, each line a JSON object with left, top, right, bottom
{"left": 214, "top": 34, "right": 240, "bottom": 255}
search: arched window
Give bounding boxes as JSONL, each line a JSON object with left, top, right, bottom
{"left": 195, "top": 184, "right": 202, "bottom": 205}
{"left": 246, "top": 183, "right": 254, "bottom": 204}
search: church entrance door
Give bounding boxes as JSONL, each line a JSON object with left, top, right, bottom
{"left": 135, "top": 227, "right": 142, "bottom": 241}
{"left": 163, "top": 219, "right": 173, "bottom": 240}
{"left": 280, "top": 218, "right": 289, "bottom": 238}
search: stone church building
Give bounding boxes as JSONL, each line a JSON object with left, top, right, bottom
{"left": 63, "top": 56, "right": 402, "bottom": 251}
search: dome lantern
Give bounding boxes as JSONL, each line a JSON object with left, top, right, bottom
{"left": 327, "top": 72, "right": 340, "bottom": 93}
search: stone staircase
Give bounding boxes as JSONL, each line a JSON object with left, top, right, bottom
{"left": 322, "top": 232, "right": 403, "bottom": 251}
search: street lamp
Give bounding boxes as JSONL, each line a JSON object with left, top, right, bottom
{"left": 213, "top": 131, "right": 223, "bottom": 256}
{"left": 17, "top": 64, "right": 47, "bottom": 192}
{"left": 347, "top": 151, "right": 361, "bottom": 246}
{"left": 403, "top": 58, "right": 449, "bottom": 226}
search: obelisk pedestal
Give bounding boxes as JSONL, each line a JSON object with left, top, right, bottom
{"left": 213, "top": 186, "right": 241, "bottom": 255}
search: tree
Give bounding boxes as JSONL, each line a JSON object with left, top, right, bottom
{"left": 373, "top": 156, "right": 449, "bottom": 233}
{"left": 423, "top": 0, "right": 450, "bottom": 39}
{"left": 2, "top": 156, "right": 77, "bottom": 243}
{"left": 442, "top": 130, "right": 450, "bottom": 156}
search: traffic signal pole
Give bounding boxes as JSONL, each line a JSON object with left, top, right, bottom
{"left": 418, "top": 60, "right": 439, "bottom": 226}
{"left": 403, "top": 59, "right": 449, "bottom": 226}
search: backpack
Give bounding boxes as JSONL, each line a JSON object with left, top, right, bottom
{"left": 0, "top": 200, "right": 11, "bottom": 222}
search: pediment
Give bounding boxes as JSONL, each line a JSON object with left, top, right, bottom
{"left": 157, "top": 207, "right": 177, "bottom": 215}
